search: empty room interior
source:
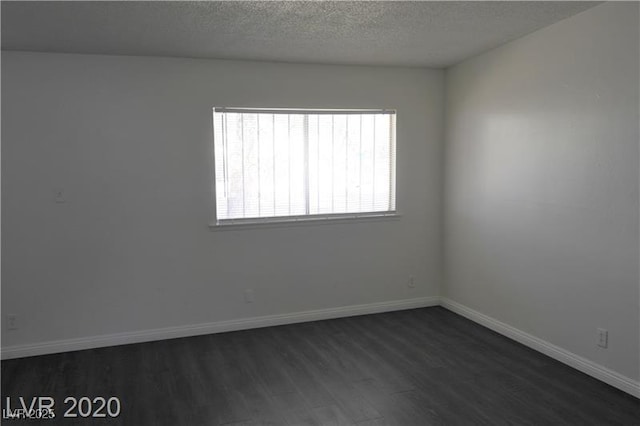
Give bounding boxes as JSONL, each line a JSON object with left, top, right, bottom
{"left": 1, "top": 1, "right": 639, "bottom": 424}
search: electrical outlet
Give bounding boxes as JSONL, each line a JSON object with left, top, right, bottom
{"left": 6, "top": 314, "right": 18, "bottom": 330}
{"left": 244, "top": 289, "right": 254, "bottom": 303}
{"left": 597, "top": 328, "right": 608, "bottom": 348}
{"left": 408, "top": 275, "right": 416, "bottom": 288}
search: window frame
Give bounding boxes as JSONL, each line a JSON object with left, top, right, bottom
{"left": 210, "top": 107, "right": 399, "bottom": 229}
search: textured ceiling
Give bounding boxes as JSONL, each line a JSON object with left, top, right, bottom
{"left": 1, "top": 1, "right": 600, "bottom": 68}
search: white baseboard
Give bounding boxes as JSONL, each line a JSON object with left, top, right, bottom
{"left": 1, "top": 296, "right": 439, "bottom": 360}
{"left": 3, "top": 295, "right": 638, "bottom": 399}
{"left": 440, "top": 297, "right": 640, "bottom": 398}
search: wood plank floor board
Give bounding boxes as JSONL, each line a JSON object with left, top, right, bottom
{"left": 218, "top": 421, "right": 258, "bottom": 426}
{"left": 353, "top": 418, "right": 392, "bottom": 426}
{"left": 2, "top": 307, "right": 638, "bottom": 425}
{"left": 324, "top": 318, "right": 416, "bottom": 394}
{"left": 353, "top": 313, "right": 491, "bottom": 382}
{"left": 271, "top": 323, "right": 382, "bottom": 423}
{"left": 363, "top": 387, "right": 447, "bottom": 426}
{"left": 371, "top": 312, "right": 455, "bottom": 369}
{"left": 400, "top": 389, "right": 497, "bottom": 426}
{"left": 211, "top": 336, "right": 284, "bottom": 426}
{"left": 311, "top": 404, "right": 353, "bottom": 426}
{"left": 233, "top": 330, "right": 299, "bottom": 397}
{"left": 299, "top": 322, "right": 408, "bottom": 396}
{"left": 281, "top": 407, "right": 322, "bottom": 426}
{"left": 299, "top": 322, "right": 372, "bottom": 384}
{"left": 264, "top": 328, "right": 339, "bottom": 410}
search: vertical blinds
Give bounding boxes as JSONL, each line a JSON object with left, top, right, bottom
{"left": 213, "top": 108, "right": 396, "bottom": 222}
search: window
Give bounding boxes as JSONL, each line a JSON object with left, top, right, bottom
{"left": 212, "top": 108, "right": 396, "bottom": 226}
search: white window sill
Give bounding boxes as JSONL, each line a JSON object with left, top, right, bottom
{"left": 208, "top": 212, "right": 401, "bottom": 231}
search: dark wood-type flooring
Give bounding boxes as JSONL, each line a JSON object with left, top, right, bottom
{"left": 2, "top": 307, "right": 639, "bottom": 425}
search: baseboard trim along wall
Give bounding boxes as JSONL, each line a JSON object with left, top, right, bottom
{"left": 3, "top": 295, "right": 638, "bottom": 399}
{"left": 440, "top": 297, "right": 640, "bottom": 398}
{"left": 1, "top": 296, "right": 440, "bottom": 360}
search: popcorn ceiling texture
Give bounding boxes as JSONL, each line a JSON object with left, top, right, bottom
{"left": 1, "top": 1, "right": 598, "bottom": 67}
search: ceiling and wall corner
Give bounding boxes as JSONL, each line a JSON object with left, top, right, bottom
{"left": 1, "top": 1, "right": 600, "bottom": 68}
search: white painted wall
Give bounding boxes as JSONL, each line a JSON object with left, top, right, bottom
{"left": 1, "top": 52, "right": 444, "bottom": 351}
{"left": 444, "top": 2, "right": 639, "bottom": 382}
